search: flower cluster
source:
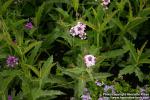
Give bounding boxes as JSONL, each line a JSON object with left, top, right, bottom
{"left": 101, "top": 0, "right": 110, "bottom": 9}
{"left": 69, "top": 22, "right": 87, "bottom": 39}
{"left": 95, "top": 80, "right": 104, "bottom": 87}
{"left": 6, "top": 56, "right": 18, "bottom": 67}
{"left": 25, "top": 22, "right": 33, "bottom": 29}
{"left": 81, "top": 88, "right": 92, "bottom": 100}
{"left": 104, "top": 85, "right": 115, "bottom": 94}
{"left": 84, "top": 54, "right": 96, "bottom": 68}
{"left": 140, "top": 87, "right": 150, "bottom": 100}
{"left": 8, "top": 95, "right": 12, "bottom": 100}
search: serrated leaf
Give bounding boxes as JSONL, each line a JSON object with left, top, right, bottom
{"left": 126, "top": 17, "right": 148, "bottom": 30}
{"left": 139, "top": 7, "right": 150, "bottom": 17}
{"left": 41, "top": 56, "right": 55, "bottom": 79}
{"left": 135, "top": 67, "right": 144, "bottom": 82}
{"left": 93, "top": 73, "right": 112, "bottom": 80}
{"left": 24, "top": 64, "right": 40, "bottom": 77}
{"left": 61, "top": 70, "right": 79, "bottom": 79}
{"left": 119, "top": 65, "right": 135, "bottom": 76}
{"left": 47, "top": 0, "right": 70, "bottom": 4}
{"left": 74, "top": 79, "right": 85, "bottom": 99}
{"left": 0, "top": 76, "right": 15, "bottom": 93}
{"left": 34, "top": 3, "right": 45, "bottom": 26}
{"left": 27, "top": 43, "right": 41, "bottom": 65}
{"left": 140, "top": 49, "right": 150, "bottom": 59}
{"left": 138, "top": 40, "right": 148, "bottom": 56}
{"left": 71, "top": 0, "right": 79, "bottom": 12}
{"left": 88, "top": 45, "right": 100, "bottom": 55}
{"left": 100, "top": 10, "right": 118, "bottom": 32}
{"left": 31, "top": 89, "right": 64, "bottom": 100}
{"left": 0, "top": 70, "right": 22, "bottom": 77}
{"left": 101, "top": 48, "right": 128, "bottom": 58}
{"left": 63, "top": 67, "right": 85, "bottom": 75}
{"left": 23, "top": 41, "right": 42, "bottom": 55}
{"left": 0, "top": 0, "right": 13, "bottom": 15}
{"left": 112, "top": 18, "right": 124, "bottom": 31}
{"left": 123, "top": 37, "right": 137, "bottom": 62}
{"left": 139, "top": 59, "right": 150, "bottom": 64}
{"left": 55, "top": 8, "right": 70, "bottom": 19}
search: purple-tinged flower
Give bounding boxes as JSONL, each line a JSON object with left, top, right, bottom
{"left": 70, "top": 27, "right": 77, "bottom": 36}
{"left": 12, "top": 39, "right": 17, "bottom": 44}
{"left": 98, "top": 97, "right": 104, "bottom": 100}
{"left": 81, "top": 93, "right": 92, "bottom": 100}
{"left": 140, "top": 96, "right": 150, "bottom": 100}
{"left": 79, "top": 32, "right": 87, "bottom": 40}
{"left": 6, "top": 56, "right": 18, "bottom": 67}
{"left": 84, "top": 55, "right": 96, "bottom": 68}
{"left": 140, "top": 88, "right": 146, "bottom": 93}
{"left": 69, "top": 22, "right": 87, "bottom": 39}
{"left": 95, "top": 80, "right": 103, "bottom": 86}
{"left": 8, "top": 95, "right": 12, "bottom": 100}
{"left": 104, "top": 85, "right": 115, "bottom": 94}
{"left": 101, "top": 0, "right": 110, "bottom": 9}
{"left": 139, "top": 87, "right": 149, "bottom": 100}
{"left": 103, "top": 97, "right": 109, "bottom": 100}
{"left": 102, "top": 0, "right": 110, "bottom": 6}
{"left": 25, "top": 22, "right": 33, "bottom": 29}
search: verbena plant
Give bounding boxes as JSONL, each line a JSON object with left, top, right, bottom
{"left": 0, "top": 0, "right": 150, "bottom": 100}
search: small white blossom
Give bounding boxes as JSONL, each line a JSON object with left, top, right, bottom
{"left": 102, "top": 0, "right": 110, "bottom": 6}
{"left": 69, "top": 22, "right": 87, "bottom": 39}
{"left": 101, "top": 0, "right": 110, "bottom": 9}
{"left": 84, "top": 55, "right": 96, "bottom": 68}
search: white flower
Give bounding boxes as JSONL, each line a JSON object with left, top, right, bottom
{"left": 70, "top": 27, "right": 77, "bottom": 36}
{"left": 101, "top": 0, "right": 110, "bottom": 10}
{"left": 84, "top": 55, "right": 96, "bottom": 68}
{"left": 102, "top": 0, "right": 110, "bottom": 6}
{"left": 69, "top": 22, "right": 87, "bottom": 39}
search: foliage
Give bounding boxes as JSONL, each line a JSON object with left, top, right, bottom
{"left": 0, "top": 0, "right": 150, "bottom": 100}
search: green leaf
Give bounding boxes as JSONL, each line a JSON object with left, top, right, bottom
{"left": 140, "top": 49, "right": 150, "bottom": 59}
{"left": 27, "top": 43, "right": 41, "bottom": 65}
{"left": 139, "top": 59, "right": 150, "bottom": 64}
{"left": 123, "top": 37, "right": 137, "bottom": 62}
{"left": 62, "top": 67, "right": 85, "bottom": 76}
{"left": 100, "top": 10, "right": 118, "bottom": 32}
{"left": 135, "top": 67, "right": 144, "bottom": 82}
{"left": 119, "top": 65, "right": 135, "bottom": 76}
{"left": 0, "top": 76, "right": 15, "bottom": 93}
{"left": 14, "top": 19, "right": 26, "bottom": 27}
{"left": 88, "top": 45, "right": 100, "bottom": 55}
{"left": 41, "top": 56, "right": 55, "bottom": 79}
{"left": 23, "top": 41, "right": 42, "bottom": 55}
{"left": 34, "top": 2, "right": 45, "bottom": 26}
{"left": 101, "top": 48, "right": 128, "bottom": 58}
{"left": 24, "top": 64, "right": 40, "bottom": 77}
{"left": 61, "top": 69, "right": 79, "bottom": 79}
{"left": 0, "top": 70, "right": 22, "bottom": 77}
{"left": 138, "top": 41, "right": 148, "bottom": 56}
{"left": 71, "top": 0, "right": 79, "bottom": 12}
{"left": 139, "top": 7, "right": 150, "bottom": 17}
{"left": 112, "top": 18, "right": 124, "bottom": 31}
{"left": 31, "top": 88, "right": 64, "bottom": 100}
{"left": 0, "top": 0, "right": 13, "bottom": 16}
{"left": 21, "top": 79, "right": 32, "bottom": 99}
{"left": 47, "top": 0, "right": 70, "bottom": 4}
{"left": 126, "top": 17, "right": 148, "bottom": 30}
{"left": 55, "top": 8, "right": 70, "bottom": 19}
{"left": 93, "top": 73, "right": 112, "bottom": 79}
{"left": 74, "top": 79, "right": 85, "bottom": 99}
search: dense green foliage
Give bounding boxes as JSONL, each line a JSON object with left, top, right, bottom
{"left": 0, "top": 0, "right": 150, "bottom": 100}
